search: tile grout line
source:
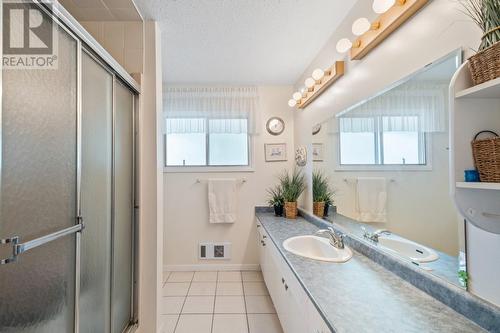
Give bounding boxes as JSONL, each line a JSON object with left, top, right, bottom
{"left": 242, "top": 271, "right": 251, "bottom": 333}
{"left": 172, "top": 272, "right": 194, "bottom": 333}
{"left": 211, "top": 271, "right": 219, "bottom": 333}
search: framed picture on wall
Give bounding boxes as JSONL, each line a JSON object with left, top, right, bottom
{"left": 312, "top": 143, "right": 324, "bottom": 161}
{"left": 265, "top": 143, "right": 287, "bottom": 162}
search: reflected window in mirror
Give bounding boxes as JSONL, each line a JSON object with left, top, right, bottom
{"left": 339, "top": 115, "right": 426, "bottom": 166}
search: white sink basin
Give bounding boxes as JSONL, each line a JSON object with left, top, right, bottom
{"left": 378, "top": 237, "right": 439, "bottom": 263}
{"left": 283, "top": 235, "right": 353, "bottom": 263}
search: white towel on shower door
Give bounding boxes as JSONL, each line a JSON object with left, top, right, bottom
{"left": 208, "top": 179, "right": 237, "bottom": 224}
{"left": 355, "top": 177, "right": 387, "bottom": 223}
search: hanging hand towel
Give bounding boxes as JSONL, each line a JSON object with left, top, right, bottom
{"left": 208, "top": 179, "right": 237, "bottom": 224}
{"left": 355, "top": 177, "right": 387, "bottom": 223}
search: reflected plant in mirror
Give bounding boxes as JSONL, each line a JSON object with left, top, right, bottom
{"left": 312, "top": 170, "right": 335, "bottom": 218}
{"left": 310, "top": 50, "right": 467, "bottom": 289}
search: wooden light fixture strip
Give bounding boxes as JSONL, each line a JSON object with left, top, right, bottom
{"left": 350, "top": 0, "right": 428, "bottom": 60}
{"left": 298, "top": 61, "right": 345, "bottom": 109}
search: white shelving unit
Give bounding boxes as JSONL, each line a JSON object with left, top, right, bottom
{"left": 456, "top": 182, "right": 500, "bottom": 190}
{"left": 449, "top": 61, "right": 500, "bottom": 307}
{"left": 449, "top": 62, "right": 500, "bottom": 234}
{"left": 455, "top": 76, "right": 500, "bottom": 99}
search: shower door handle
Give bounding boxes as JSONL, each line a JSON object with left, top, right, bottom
{"left": 0, "top": 218, "right": 84, "bottom": 265}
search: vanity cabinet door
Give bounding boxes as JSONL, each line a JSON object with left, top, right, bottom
{"left": 257, "top": 224, "right": 272, "bottom": 286}
{"left": 265, "top": 237, "right": 307, "bottom": 333}
{"left": 277, "top": 251, "right": 308, "bottom": 333}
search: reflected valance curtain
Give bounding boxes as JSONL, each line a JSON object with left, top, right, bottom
{"left": 164, "top": 86, "right": 260, "bottom": 135}
{"left": 336, "top": 81, "right": 448, "bottom": 133}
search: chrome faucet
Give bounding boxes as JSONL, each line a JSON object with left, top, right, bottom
{"left": 362, "top": 228, "right": 391, "bottom": 243}
{"left": 315, "top": 227, "right": 345, "bottom": 249}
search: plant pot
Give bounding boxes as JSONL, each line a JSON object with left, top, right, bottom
{"left": 284, "top": 202, "right": 297, "bottom": 219}
{"left": 313, "top": 201, "right": 325, "bottom": 218}
{"left": 324, "top": 204, "right": 336, "bottom": 217}
{"left": 468, "top": 41, "right": 500, "bottom": 86}
{"left": 273, "top": 204, "right": 284, "bottom": 217}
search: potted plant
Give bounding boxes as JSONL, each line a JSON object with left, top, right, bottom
{"left": 461, "top": 0, "right": 500, "bottom": 85}
{"left": 279, "top": 169, "right": 306, "bottom": 219}
{"left": 267, "top": 185, "right": 284, "bottom": 216}
{"left": 312, "top": 171, "right": 328, "bottom": 217}
{"left": 323, "top": 191, "right": 335, "bottom": 217}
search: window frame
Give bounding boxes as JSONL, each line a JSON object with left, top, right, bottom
{"left": 336, "top": 115, "right": 432, "bottom": 172}
{"left": 163, "top": 116, "right": 254, "bottom": 173}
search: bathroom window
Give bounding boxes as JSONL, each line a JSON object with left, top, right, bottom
{"left": 165, "top": 117, "right": 249, "bottom": 167}
{"left": 339, "top": 116, "right": 427, "bottom": 167}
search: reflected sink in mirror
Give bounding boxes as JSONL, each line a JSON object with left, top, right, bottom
{"left": 377, "top": 236, "right": 439, "bottom": 263}
{"left": 283, "top": 235, "right": 353, "bottom": 263}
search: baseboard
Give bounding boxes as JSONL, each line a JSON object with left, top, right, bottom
{"left": 164, "top": 264, "right": 260, "bottom": 272}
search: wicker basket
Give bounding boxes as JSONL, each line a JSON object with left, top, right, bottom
{"left": 471, "top": 131, "right": 500, "bottom": 183}
{"left": 313, "top": 202, "right": 325, "bottom": 218}
{"left": 284, "top": 202, "right": 298, "bottom": 219}
{"left": 468, "top": 41, "right": 500, "bottom": 86}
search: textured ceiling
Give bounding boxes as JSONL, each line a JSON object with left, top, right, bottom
{"left": 134, "top": 0, "right": 356, "bottom": 84}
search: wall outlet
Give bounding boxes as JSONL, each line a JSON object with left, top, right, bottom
{"left": 199, "top": 242, "right": 231, "bottom": 260}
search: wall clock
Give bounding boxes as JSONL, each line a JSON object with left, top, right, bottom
{"left": 266, "top": 117, "right": 285, "bottom": 136}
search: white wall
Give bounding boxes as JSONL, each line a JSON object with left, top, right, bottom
{"left": 136, "top": 21, "right": 163, "bottom": 333}
{"left": 164, "top": 86, "right": 294, "bottom": 269}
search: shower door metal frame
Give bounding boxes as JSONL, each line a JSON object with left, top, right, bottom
{"left": 0, "top": 1, "right": 140, "bottom": 332}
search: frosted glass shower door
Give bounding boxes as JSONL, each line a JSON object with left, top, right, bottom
{"left": 79, "top": 52, "right": 113, "bottom": 333}
{"left": 111, "top": 80, "right": 135, "bottom": 333}
{"left": 0, "top": 7, "right": 79, "bottom": 333}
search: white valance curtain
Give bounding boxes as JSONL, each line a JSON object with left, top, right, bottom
{"left": 164, "top": 86, "right": 260, "bottom": 134}
{"left": 337, "top": 81, "right": 448, "bottom": 133}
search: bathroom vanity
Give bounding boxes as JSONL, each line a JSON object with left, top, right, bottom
{"left": 255, "top": 209, "right": 499, "bottom": 333}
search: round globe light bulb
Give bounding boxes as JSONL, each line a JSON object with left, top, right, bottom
{"left": 292, "top": 92, "right": 302, "bottom": 101}
{"left": 352, "top": 18, "right": 371, "bottom": 36}
{"left": 336, "top": 38, "right": 353, "bottom": 53}
{"left": 288, "top": 99, "right": 297, "bottom": 107}
{"left": 305, "top": 78, "right": 316, "bottom": 89}
{"left": 312, "top": 68, "right": 325, "bottom": 81}
{"left": 372, "top": 0, "right": 395, "bottom": 14}
{"left": 300, "top": 87, "right": 307, "bottom": 97}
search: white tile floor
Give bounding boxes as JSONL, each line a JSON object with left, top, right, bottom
{"left": 159, "top": 270, "right": 283, "bottom": 333}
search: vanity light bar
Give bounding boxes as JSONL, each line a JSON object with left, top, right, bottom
{"left": 297, "top": 61, "right": 345, "bottom": 109}
{"left": 350, "top": 0, "right": 428, "bottom": 60}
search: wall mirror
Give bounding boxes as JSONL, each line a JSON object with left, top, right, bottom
{"left": 310, "top": 49, "right": 466, "bottom": 288}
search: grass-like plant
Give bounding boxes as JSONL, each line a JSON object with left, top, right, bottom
{"left": 267, "top": 185, "right": 284, "bottom": 207}
{"left": 279, "top": 169, "right": 306, "bottom": 203}
{"left": 460, "top": 0, "right": 500, "bottom": 51}
{"left": 313, "top": 170, "right": 335, "bottom": 203}
{"left": 312, "top": 170, "right": 329, "bottom": 202}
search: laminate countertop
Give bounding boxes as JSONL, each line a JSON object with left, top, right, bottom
{"left": 255, "top": 212, "right": 486, "bottom": 333}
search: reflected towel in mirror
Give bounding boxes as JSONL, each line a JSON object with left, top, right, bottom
{"left": 355, "top": 177, "right": 387, "bottom": 223}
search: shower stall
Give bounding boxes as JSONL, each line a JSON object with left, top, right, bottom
{"left": 0, "top": 2, "right": 138, "bottom": 332}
